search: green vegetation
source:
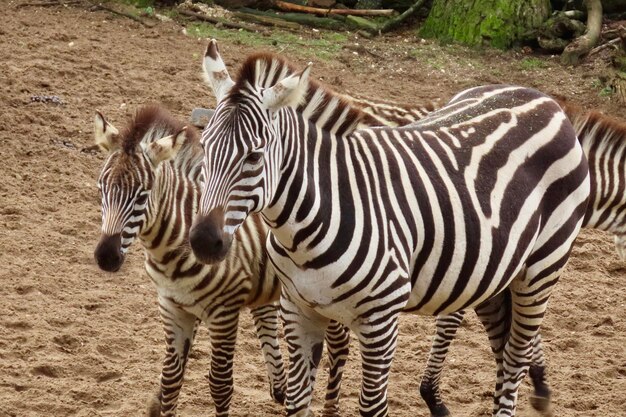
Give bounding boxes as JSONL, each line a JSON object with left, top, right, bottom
{"left": 187, "top": 24, "right": 348, "bottom": 61}
{"left": 119, "top": 0, "right": 155, "bottom": 7}
{"left": 519, "top": 57, "right": 545, "bottom": 70}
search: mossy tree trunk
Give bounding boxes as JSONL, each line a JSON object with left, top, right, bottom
{"left": 420, "top": 0, "right": 551, "bottom": 49}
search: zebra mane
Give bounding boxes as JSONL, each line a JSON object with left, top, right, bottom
{"left": 556, "top": 98, "right": 626, "bottom": 150}
{"left": 228, "top": 53, "right": 379, "bottom": 135}
{"left": 120, "top": 105, "right": 201, "bottom": 164}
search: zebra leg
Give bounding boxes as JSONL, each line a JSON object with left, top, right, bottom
{"left": 207, "top": 313, "right": 241, "bottom": 417}
{"left": 472, "top": 291, "right": 512, "bottom": 416}
{"left": 147, "top": 297, "right": 197, "bottom": 417}
{"left": 322, "top": 320, "right": 350, "bottom": 417}
{"left": 528, "top": 333, "right": 552, "bottom": 414}
{"left": 355, "top": 316, "right": 400, "bottom": 417}
{"left": 250, "top": 303, "right": 287, "bottom": 405}
{"left": 419, "top": 311, "right": 466, "bottom": 417}
{"left": 476, "top": 289, "right": 553, "bottom": 415}
{"left": 494, "top": 267, "right": 563, "bottom": 417}
{"left": 280, "top": 294, "right": 328, "bottom": 417}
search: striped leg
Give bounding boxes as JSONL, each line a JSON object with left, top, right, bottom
{"left": 207, "top": 313, "right": 240, "bottom": 417}
{"left": 419, "top": 311, "right": 466, "bottom": 417}
{"left": 250, "top": 304, "right": 287, "bottom": 404}
{"left": 280, "top": 295, "right": 328, "bottom": 417}
{"left": 494, "top": 267, "right": 564, "bottom": 417}
{"left": 356, "top": 316, "right": 400, "bottom": 417}
{"left": 148, "top": 297, "right": 197, "bottom": 417}
{"left": 528, "top": 333, "right": 551, "bottom": 414}
{"left": 476, "top": 292, "right": 552, "bottom": 415}
{"left": 322, "top": 320, "right": 350, "bottom": 417}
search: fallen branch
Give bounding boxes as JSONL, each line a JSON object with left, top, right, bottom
{"left": 91, "top": 3, "right": 155, "bottom": 27}
{"left": 374, "top": 0, "right": 427, "bottom": 34}
{"left": 178, "top": 9, "right": 262, "bottom": 32}
{"left": 588, "top": 37, "right": 621, "bottom": 56}
{"left": 561, "top": 0, "right": 603, "bottom": 65}
{"left": 274, "top": 0, "right": 396, "bottom": 16}
{"left": 16, "top": 0, "right": 82, "bottom": 8}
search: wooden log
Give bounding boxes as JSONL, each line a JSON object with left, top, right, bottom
{"left": 178, "top": 9, "right": 262, "bottom": 32}
{"left": 238, "top": 8, "right": 351, "bottom": 30}
{"left": 233, "top": 11, "right": 302, "bottom": 29}
{"left": 375, "top": 0, "right": 427, "bottom": 34}
{"left": 273, "top": 0, "right": 396, "bottom": 16}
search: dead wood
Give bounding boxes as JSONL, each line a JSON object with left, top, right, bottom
{"left": 178, "top": 9, "right": 262, "bottom": 32}
{"left": 273, "top": 0, "right": 396, "bottom": 16}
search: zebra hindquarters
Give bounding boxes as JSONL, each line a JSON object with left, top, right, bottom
{"left": 149, "top": 297, "right": 197, "bottom": 417}
{"left": 250, "top": 303, "right": 287, "bottom": 405}
{"left": 419, "top": 311, "right": 466, "bottom": 417}
{"left": 322, "top": 320, "right": 351, "bottom": 417}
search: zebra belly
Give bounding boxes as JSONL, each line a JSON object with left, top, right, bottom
{"left": 268, "top": 246, "right": 412, "bottom": 327}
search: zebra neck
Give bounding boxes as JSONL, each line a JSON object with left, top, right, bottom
{"left": 140, "top": 163, "right": 200, "bottom": 267}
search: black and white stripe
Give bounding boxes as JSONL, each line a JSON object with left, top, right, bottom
{"left": 190, "top": 41, "right": 590, "bottom": 417}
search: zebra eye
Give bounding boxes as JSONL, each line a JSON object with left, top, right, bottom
{"left": 244, "top": 151, "right": 263, "bottom": 165}
{"left": 136, "top": 190, "right": 149, "bottom": 205}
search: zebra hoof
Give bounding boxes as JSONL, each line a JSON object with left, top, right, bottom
{"left": 529, "top": 394, "right": 553, "bottom": 416}
{"left": 146, "top": 393, "right": 161, "bottom": 417}
{"left": 271, "top": 386, "right": 286, "bottom": 405}
{"left": 430, "top": 405, "right": 452, "bottom": 417}
{"left": 430, "top": 404, "right": 452, "bottom": 417}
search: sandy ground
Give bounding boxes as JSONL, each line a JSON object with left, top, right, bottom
{"left": 0, "top": 1, "right": 625, "bottom": 416}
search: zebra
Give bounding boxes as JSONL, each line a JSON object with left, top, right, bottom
{"left": 91, "top": 105, "right": 350, "bottom": 417}
{"left": 349, "top": 96, "right": 626, "bottom": 417}
{"left": 188, "top": 40, "right": 590, "bottom": 417}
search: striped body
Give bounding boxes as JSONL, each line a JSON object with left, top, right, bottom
{"left": 93, "top": 107, "right": 290, "bottom": 417}
{"left": 190, "top": 44, "right": 589, "bottom": 417}
{"left": 358, "top": 96, "right": 626, "bottom": 416}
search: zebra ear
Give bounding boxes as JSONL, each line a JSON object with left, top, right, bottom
{"left": 262, "top": 63, "right": 311, "bottom": 113}
{"left": 145, "top": 127, "right": 188, "bottom": 167}
{"left": 203, "top": 39, "right": 234, "bottom": 104}
{"left": 94, "top": 111, "right": 120, "bottom": 152}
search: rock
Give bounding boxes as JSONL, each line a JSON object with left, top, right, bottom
{"left": 190, "top": 108, "right": 215, "bottom": 129}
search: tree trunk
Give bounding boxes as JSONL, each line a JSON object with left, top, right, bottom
{"left": 420, "top": 0, "right": 552, "bottom": 49}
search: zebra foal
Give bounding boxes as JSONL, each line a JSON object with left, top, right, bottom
{"left": 92, "top": 106, "right": 286, "bottom": 416}
{"left": 189, "top": 41, "right": 590, "bottom": 417}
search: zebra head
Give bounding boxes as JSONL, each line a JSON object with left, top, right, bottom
{"left": 93, "top": 110, "right": 188, "bottom": 272}
{"left": 190, "top": 40, "right": 311, "bottom": 264}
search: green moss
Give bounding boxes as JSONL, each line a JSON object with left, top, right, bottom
{"left": 420, "top": 0, "right": 550, "bottom": 49}
{"left": 187, "top": 24, "right": 347, "bottom": 61}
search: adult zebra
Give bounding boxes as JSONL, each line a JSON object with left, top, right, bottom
{"left": 352, "top": 96, "right": 626, "bottom": 417}
{"left": 189, "top": 41, "right": 590, "bottom": 417}
{"left": 92, "top": 105, "right": 350, "bottom": 417}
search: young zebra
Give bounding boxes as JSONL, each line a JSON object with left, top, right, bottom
{"left": 189, "top": 41, "right": 590, "bottom": 417}
{"left": 92, "top": 106, "right": 350, "bottom": 417}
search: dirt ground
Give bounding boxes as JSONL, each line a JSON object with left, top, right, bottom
{"left": 1, "top": 1, "right": 625, "bottom": 416}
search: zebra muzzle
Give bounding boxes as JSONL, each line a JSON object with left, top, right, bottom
{"left": 94, "top": 233, "right": 124, "bottom": 272}
{"left": 189, "top": 209, "right": 231, "bottom": 264}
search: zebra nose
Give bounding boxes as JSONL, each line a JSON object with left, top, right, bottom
{"left": 94, "top": 233, "right": 124, "bottom": 272}
{"left": 190, "top": 210, "right": 229, "bottom": 264}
